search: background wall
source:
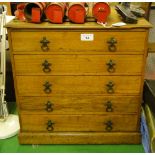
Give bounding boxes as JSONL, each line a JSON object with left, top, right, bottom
{"left": 145, "top": 7, "right": 155, "bottom": 79}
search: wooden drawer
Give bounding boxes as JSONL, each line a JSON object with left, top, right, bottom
{"left": 19, "top": 96, "right": 140, "bottom": 114}
{"left": 11, "top": 31, "right": 146, "bottom": 54}
{"left": 14, "top": 55, "right": 143, "bottom": 76}
{"left": 20, "top": 114, "right": 138, "bottom": 132}
{"left": 16, "top": 76, "right": 141, "bottom": 96}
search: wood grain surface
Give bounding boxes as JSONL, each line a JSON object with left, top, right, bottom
{"left": 11, "top": 31, "right": 146, "bottom": 54}
{"left": 19, "top": 132, "right": 141, "bottom": 144}
{"left": 19, "top": 95, "right": 140, "bottom": 114}
{"left": 6, "top": 7, "right": 151, "bottom": 144}
{"left": 20, "top": 114, "right": 138, "bottom": 132}
{"left": 16, "top": 75, "right": 142, "bottom": 96}
{"left": 14, "top": 55, "right": 144, "bottom": 75}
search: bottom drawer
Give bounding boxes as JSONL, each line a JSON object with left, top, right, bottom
{"left": 20, "top": 114, "right": 138, "bottom": 132}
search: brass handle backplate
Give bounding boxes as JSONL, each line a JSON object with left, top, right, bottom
{"left": 43, "top": 81, "right": 52, "bottom": 94}
{"left": 47, "top": 120, "right": 54, "bottom": 132}
{"left": 106, "top": 81, "right": 115, "bottom": 94}
{"left": 107, "top": 37, "right": 117, "bottom": 52}
{"left": 105, "top": 101, "right": 113, "bottom": 112}
{"left": 106, "top": 60, "right": 116, "bottom": 73}
{"left": 105, "top": 120, "right": 113, "bottom": 132}
{"left": 40, "top": 37, "right": 50, "bottom": 52}
{"left": 45, "top": 101, "right": 53, "bottom": 112}
{"left": 42, "top": 60, "right": 51, "bottom": 73}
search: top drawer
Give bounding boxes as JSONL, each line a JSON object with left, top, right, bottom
{"left": 11, "top": 31, "right": 146, "bottom": 54}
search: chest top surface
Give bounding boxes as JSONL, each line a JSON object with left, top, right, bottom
{"left": 5, "top": 8, "right": 152, "bottom": 30}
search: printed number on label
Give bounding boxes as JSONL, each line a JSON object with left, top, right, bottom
{"left": 81, "top": 34, "right": 94, "bottom": 41}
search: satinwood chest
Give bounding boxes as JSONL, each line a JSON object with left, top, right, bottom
{"left": 6, "top": 9, "right": 151, "bottom": 144}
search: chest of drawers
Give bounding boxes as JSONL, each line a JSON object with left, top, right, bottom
{"left": 6, "top": 11, "right": 151, "bottom": 144}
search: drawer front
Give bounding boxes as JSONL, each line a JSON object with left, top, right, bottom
{"left": 11, "top": 31, "right": 146, "bottom": 54}
{"left": 16, "top": 76, "right": 141, "bottom": 96}
{"left": 20, "top": 114, "right": 138, "bottom": 132}
{"left": 19, "top": 96, "right": 140, "bottom": 114}
{"left": 14, "top": 55, "right": 143, "bottom": 75}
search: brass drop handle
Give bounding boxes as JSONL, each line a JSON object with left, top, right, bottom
{"left": 43, "top": 81, "right": 52, "bottom": 94}
{"left": 105, "top": 101, "right": 113, "bottom": 112}
{"left": 45, "top": 101, "right": 53, "bottom": 112}
{"left": 105, "top": 120, "right": 113, "bottom": 132}
{"left": 40, "top": 37, "right": 50, "bottom": 52}
{"left": 42, "top": 60, "right": 51, "bottom": 73}
{"left": 47, "top": 120, "right": 54, "bottom": 132}
{"left": 106, "top": 60, "right": 116, "bottom": 73}
{"left": 106, "top": 81, "right": 115, "bottom": 94}
{"left": 107, "top": 37, "right": 117, "bottom": 52}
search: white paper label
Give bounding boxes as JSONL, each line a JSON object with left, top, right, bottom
{"left": 81, "top": 34, "right": 94, "bottom": 41}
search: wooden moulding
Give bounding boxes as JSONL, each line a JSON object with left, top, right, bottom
{"left": 19, "top": 132, "right": 141, "bottom": 144}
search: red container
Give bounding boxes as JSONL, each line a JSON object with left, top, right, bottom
{"left": 45, "top": 3, "right": 66, "bottom": 24}
{"left": 31, "top": 8, "right": 41, "bottom": 23}
{"left": 24, "top": 2, "right": 46, "bottom": 23}
{"left": 92, "top": 2, "right": 110, "bottom": 23}
{"left": 14, "top": 3, "right": 26, "bottom": 21}
{"left": 67, "top": 3, "right": 86, "bottom": 24}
